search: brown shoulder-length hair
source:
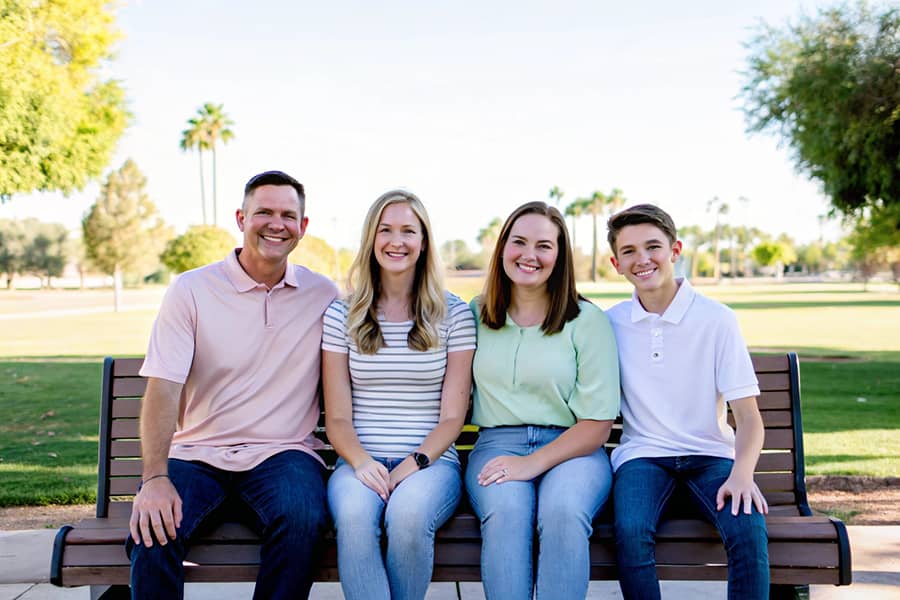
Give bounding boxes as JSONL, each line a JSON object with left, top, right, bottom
{"left": 479, "top": 201, "right": 581, "bottom": 334}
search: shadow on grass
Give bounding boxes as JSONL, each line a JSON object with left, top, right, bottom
{"left": 805, "top": 455, "right": 887, "bottom": 464}
{"left": 721, "top": 300, "right": 900, "bottom": 310}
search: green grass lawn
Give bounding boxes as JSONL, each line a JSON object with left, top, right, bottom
{"left": 0, "top": 281, "right": 897, "bottom": 506}
{"left": 0, "top": 360, "right": 101, "bottom": 505}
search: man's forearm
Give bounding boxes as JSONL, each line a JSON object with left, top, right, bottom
{"left": 140, "top": 378, "right": 182, "bottom": 479}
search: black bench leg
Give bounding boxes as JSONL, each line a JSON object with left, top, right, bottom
{"left": 91, "top": 584, "right": 131, "bottom": 600}
{"left": 769, "top": 583, "right": 810, "bottom": 599}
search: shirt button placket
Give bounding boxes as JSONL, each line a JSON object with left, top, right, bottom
{"left": 650, "top": 324, "right": 663, "bottom": 363}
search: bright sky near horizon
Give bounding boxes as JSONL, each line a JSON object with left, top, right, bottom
{"left": 5, "top": 0, "right": 846, "bottom": 251}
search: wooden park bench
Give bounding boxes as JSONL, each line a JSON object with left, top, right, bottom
{"left": 51, "top": 352, "right": 851, "bottom": 599}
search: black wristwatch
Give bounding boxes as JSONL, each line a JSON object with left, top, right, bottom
{"left": 412, "top": 452, "right": 431, "bottom": 469}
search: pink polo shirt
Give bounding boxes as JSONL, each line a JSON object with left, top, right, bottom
{"left": 139, "top": 249, "right": 338, "bottom": 471}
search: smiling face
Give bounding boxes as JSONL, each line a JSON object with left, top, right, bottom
{"left": 374, "top": 201, "right": 424, "bottom": 277}
{"left": 501, "top": 213, "right": 560, "bottom": 292}
{"left": 236, "top": 184, "right": 307, "bottom": 277}
{"left": 610, "top": 222, "right": 681, "bottom": 299}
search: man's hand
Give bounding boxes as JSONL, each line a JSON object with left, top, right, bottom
{"left": 716, "top": 473, "right": 769, "bottom": 516}
{"left": 129, "top": 476, "right": 183, "bottom": 547}
{"left": 477, "top": 455, "right": 541, "bottom": 486}
{"left": 354, "top": 459, "right": 391, "bottom": 502}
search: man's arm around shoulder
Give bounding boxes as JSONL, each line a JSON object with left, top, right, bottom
{"left": 129, "top": 377, "right": 183, "bottom": 548}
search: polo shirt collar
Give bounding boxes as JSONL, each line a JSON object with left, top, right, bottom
{"left": 629, "top": 277, "right": 695, "bottom": 324}
{"left": 224, "top": 249, "right": 298, "bottom": 292}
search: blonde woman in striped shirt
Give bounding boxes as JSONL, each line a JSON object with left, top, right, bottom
{"left": 322, "top": 190, "right": 476, "bottom": 600}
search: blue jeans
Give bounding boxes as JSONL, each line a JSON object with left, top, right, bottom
{"left": 613, "top": 456, "right": 769, "bottom": 600}
{"left": 126, "top": 450, "right": 328, "bottom": 600}
{"left": 465, "top": 426, "right": 613, "bottom": 600}
{"left": 327, "top": 457, "right": 462, "bottom": 600}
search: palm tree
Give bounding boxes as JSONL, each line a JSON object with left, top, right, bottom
{"left": 548, "top": 186, "right": 564, "bottom": 207}
{"left": 196, "top": 103, "right": 235, "bottom": 226}
{"left": 564, "top": 199, "right": 585, "bottom": 248}
{"left": 606, "top": 187, "right": 626, "bottom": 217}
{"left": 586, "top": 191, "right": 607, "bottom": 282}
{"left": 706, "top": 196, "right": 730, "bottom": 281}
{"left": 180, "top": 117, "right": 210, "bottom": 224}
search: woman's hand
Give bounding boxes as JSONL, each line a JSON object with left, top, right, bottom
{"left": 355, "top": 459, "right": 391, "bottom": 501}
{"left": 388, "top": 455, "right": 419, "bottom": 492}
{"left": 477, "top": 455, "right": 541, "bottom": 486}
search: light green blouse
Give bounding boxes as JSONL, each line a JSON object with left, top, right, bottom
{"left": 470, "top": 298, "right": 620, "bottom": 428}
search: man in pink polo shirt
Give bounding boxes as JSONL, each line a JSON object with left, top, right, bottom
{"left": 126, "top": 171, "right": 338, "bottom": 599}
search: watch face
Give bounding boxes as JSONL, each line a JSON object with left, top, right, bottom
{"left": 413, "top": 452, "right": 430, "bottom": 468}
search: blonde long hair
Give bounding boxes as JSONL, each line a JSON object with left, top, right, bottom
{"left": 346, "top": 190, "right": 447, "bottom": 354}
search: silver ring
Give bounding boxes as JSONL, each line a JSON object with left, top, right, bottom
{"left": 500, "top": 468, "right": 509, "bottom": 477}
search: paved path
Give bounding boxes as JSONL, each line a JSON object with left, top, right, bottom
{"left": 1, "top": 526, "right": 896, "bottom": 599}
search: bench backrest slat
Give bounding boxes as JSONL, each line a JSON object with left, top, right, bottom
{"left": 97, "top": 353, "right": 809, "bottom": 518}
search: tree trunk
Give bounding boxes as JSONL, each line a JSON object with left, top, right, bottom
{"left": 79, "top": 264, "right": 85, "bottom": 290}
{"left": 113, "top": 266, "right": 122, "bottom": 313}
{"left": 198, "top": 149, "right": 207, "bottom": 225}
{"left": 730, "top": 240, "right": 737, "bottom": 277}
{"left": 713, "top": 226, "right": 721, "bottom": 281}
{"left": 212, "top": 146, "right": 218, "bottom": 226}
{"left": 590, "top": 210, "right": 598, "bottom": 282}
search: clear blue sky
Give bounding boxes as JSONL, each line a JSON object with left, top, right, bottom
{"left": 6, "top": 0, "right": 843, "bottom": 251}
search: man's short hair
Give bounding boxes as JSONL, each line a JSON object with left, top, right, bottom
{"left": 243, "top": 171, "right": 305, "bottom": 214}
{"left": 607, "top": 203, "right": 678, "bottom": 256}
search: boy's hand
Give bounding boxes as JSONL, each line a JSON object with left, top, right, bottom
{"left": 129, "top": 476, "right": 182, "bottom": 547}
{"left": 716, "top": 474, "right": 769, "bottom": 516}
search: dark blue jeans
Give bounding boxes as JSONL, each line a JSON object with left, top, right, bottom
{"left": 613, "top": 456, "right": 769, "bottom": 600}
{"left": 126, "top": 450, "right": 328, "bottom": 600}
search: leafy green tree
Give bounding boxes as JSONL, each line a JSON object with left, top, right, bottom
{"left": 0, "top": 0, "right": 129, "bottom": 201}
{"left": 82, "top": 160, "right": 170, "bottom": 311}
{"left": 847, "top": 202, "right": 900, "bottom": 285}
{"left": 753, "top": 239, "right": 797, "bottom": 280}
{"left": 161, "top": 225, "right": 235, "bottom": 274}
{"left": 0, "top": 219, "right": 27, "bottom": 288}
{"left": 797, "top": 241, "right": 825, "bottom": 274}
{"left": 741, "top": 2, "right": 900, "bottom": 221}
{"left": 441, "top": 239, "right": 480, "bottom": 270}
{"left": 290, "top": 234, "right": 343, "bottom": 280}
{"left": 24, "top": 221, "right": 68, "bottom": 287}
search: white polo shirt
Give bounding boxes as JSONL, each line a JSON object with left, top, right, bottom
{"left": 607, "top": 278, "right": 759, "bottom": 471}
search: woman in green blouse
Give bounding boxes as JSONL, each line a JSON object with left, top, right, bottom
{"left": 465, "top": 201, "right": 620, "bottom": 600}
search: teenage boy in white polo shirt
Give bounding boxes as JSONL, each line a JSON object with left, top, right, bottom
{"left": 605, "top": 204, "right": 769, "bottom": 600}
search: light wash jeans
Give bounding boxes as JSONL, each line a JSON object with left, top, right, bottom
{"left": 613, "top": 456, "right": 769, "bottom": 600}
{"left": 327, "top": 457, "right": 462, "bottom": 600}
{"left": 464, "top": 426, "right": 613, "bottom": 600}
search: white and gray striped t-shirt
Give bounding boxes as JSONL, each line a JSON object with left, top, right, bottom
{"left": 322, "top": 292, "right": 477, "bottom": 463}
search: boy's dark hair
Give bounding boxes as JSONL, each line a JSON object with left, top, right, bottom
{"left": 607, "top": 203, "right": 678, "bottom": 256}
{"left": 243, "top": 170, "right": 306, "bottom": 213}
